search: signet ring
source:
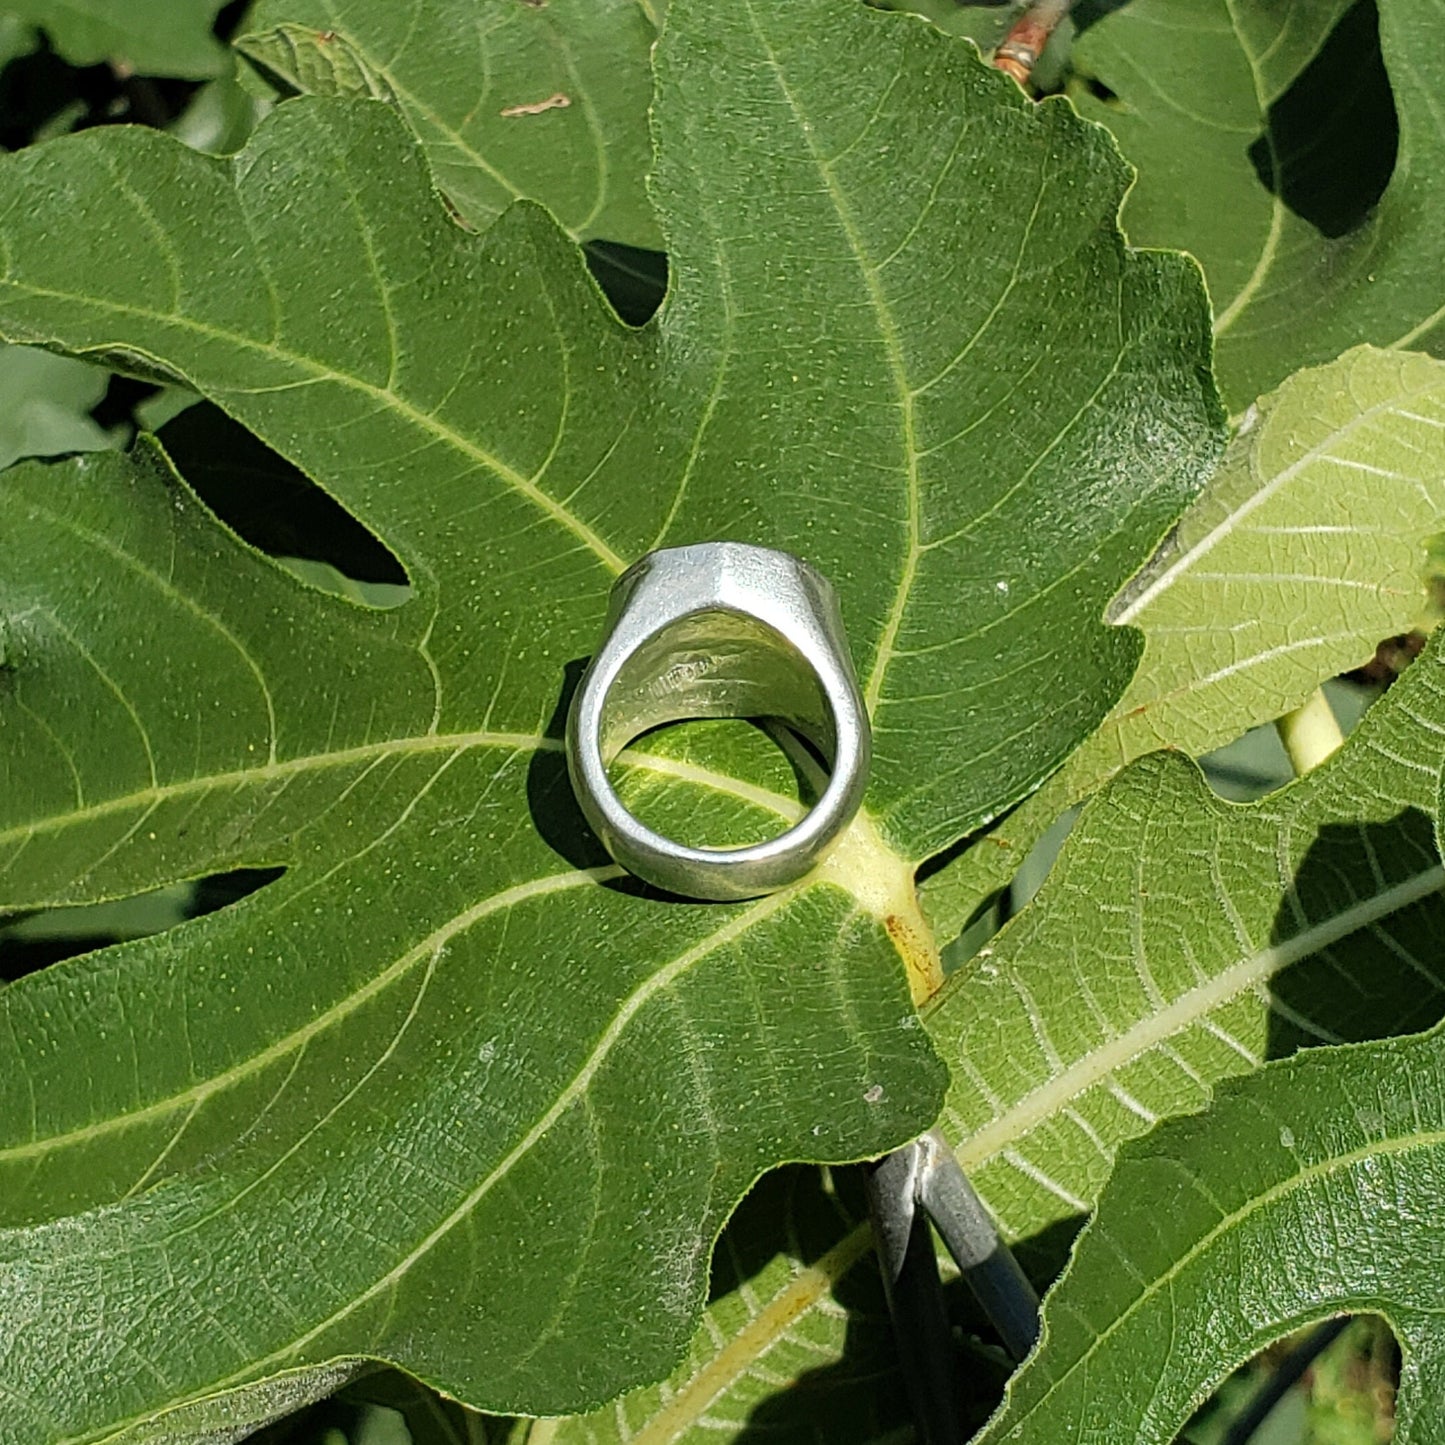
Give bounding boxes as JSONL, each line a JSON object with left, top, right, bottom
{"left": 565, "top": 543, "right": 872, "bottom": 901}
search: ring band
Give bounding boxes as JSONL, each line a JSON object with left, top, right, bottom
{"left": 566, "top": 542, "right": 871, "bottom": 901}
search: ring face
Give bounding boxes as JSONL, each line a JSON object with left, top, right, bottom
{"left": 566, "top": 542, "right": 871, "bottom": 901}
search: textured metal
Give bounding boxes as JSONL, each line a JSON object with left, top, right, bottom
{"left": 566, "top": 542, "right": 871, "bottom": 901}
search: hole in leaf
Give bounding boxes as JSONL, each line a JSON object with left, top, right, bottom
{"left": 1247, "top": 0, "right": 1397, "bottom": 239}
{"left": 0, "top": 866, "right": 283, "bottom": 984}
{"left": 584, "top": 240, "right": 668, "bottom": 327}
{"left": 1181, "top": 1315, "right": 1398, "bottom": 1444}
{"left": 1200, "top": 676, "right": 1385, "bottom": 804}
{"left": 212, "top": 0, "right": 252, "bottom": 42}
{"left": 157, "top": 402, "right": 412, "bottom": 603}
{"left": 89, "top": 372, "right": 160, "bottom": 433}
{"left": 1075, "top": 73, "right": 1122, "bottom": 106}
{"left": 236, "top": 1375, "right": 503, "bottom": 1445}
{"left": 612, "top": 717, "right": 817, "bottom": 851}
{"left": 1344, "top": 630, "right": 1427, "bottom": 691}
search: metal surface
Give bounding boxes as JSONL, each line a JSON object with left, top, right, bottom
{"left": 916, "top": 1129, "right": 1040, "bottom": 1363}
{"left": 566, "top": 542, "right": 871, "bottom": 901}
{"left": 866, "top": 1132, "right": 1041, "bottom": 1444}
{"left": 866, "top": 1146, "right": 964, "bottom": 1445}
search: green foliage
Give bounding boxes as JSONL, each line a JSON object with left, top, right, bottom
{"left": 0, "top": 344, "right": 109, "bottom": 466}
{"left": 927, "top": 344, "right": 1445, "bottom": 936}
{"left": 931, "top": 623, "right": 1445, "bottom": 1248}
{"left": 0, "top": 1, "right": 1439, "bottom": 1442}
{"left": 978, "top": 1020, "right": 1444, "bottom": 1442}
{"left": 0, "top": 0, "right": 1226, "bottom": 1436}
{"left": 1071, "top": 0, "right": 1445, "bottom": 409}
{"left": 555, "top": 589, "right": 1445, "bottom": 1444}
{"left": 0, "top": 0, "right": 231, "bottom": 77}
{"left": 236, "top": 0, "right": 660, "bottom": 245}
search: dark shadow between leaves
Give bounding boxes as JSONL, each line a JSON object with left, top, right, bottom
{"left": 238, "top": 1361, "right": 509, "bottom": 1445}
{"left": 730, "top": 1188, "right": 1082, "bottom": 1444}
{"left": 584, "top": 241, "right": 668, "bottom": 328}
{"left": 0, "top": 866, "right": 284, "bottom": 984}
{"left": 1266, "top": 811, "right": 1445, "bottom": 1063}
{"left": 0, "top": 36, "right": 207, "bottom": 149}
{"left": 157, "top": 402, "right": 412, "bottom": 597}
{"left": 1247, "top": 0, "right": 1397, "bottom": 239}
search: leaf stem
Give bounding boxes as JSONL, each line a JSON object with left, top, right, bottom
{"left": 917, "top": 1130, "right": 1040, "bottom": 1361}
{"left": 1275, "top": 688, "right": 1345, "bottom": 776}
{"left": 993, "top": 0, "right": 1074, "bottom": 90}
{"left": 865, "top": 1145, "right": 962, "bottom": 1445}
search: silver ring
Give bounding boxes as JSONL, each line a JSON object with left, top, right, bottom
{"left": 566, "top": 542, "right": 871, "bottom": 901}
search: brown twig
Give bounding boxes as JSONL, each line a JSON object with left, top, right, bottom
{"left": 993, "top": 0, "right": 1074, "bottom": 90}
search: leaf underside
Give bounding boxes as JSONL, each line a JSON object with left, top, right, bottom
{"left": 979, "top": 1021, "right": 1445, "bottom": 1444}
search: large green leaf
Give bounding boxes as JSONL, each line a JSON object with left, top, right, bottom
{"left": 558, "top": 585, "right": 1445, "bottom": 1443}
{"left": 0, "top": 0, "right": 230, "bottom": 78}
{"left": 0, "top": 0, "right": 1221, "bottom": 1433}
{"left": 925, "top": 344, "right": 1445, "bottom": 938}
{"left": 1072, "top": 0, "right": 1445, "bottom": 410}
{"left": 977, "top": 1024, "right": 1445, "bottom": 1443}
{"left": 236, "top": 0, "right": 661, "bottom": 247}
{"left": 1, "top": 440, "right": 942, "bottom": 1442}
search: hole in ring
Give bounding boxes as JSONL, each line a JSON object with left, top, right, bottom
{"left": 600, "top": 608, "right": 838, "bottom": 853}
{"left": 611, "top": 718, "right": 829, "bottom": 851}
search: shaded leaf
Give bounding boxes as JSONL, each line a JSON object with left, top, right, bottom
{"left": 977, "top": 1024, "right": 1445, "bottom": 1443}
{"left": 925, "top": 344, "right": 1445, "bottom": 937}
{"left": 0, "top": 0, "right": 230, "bottom": 78}
{"left": 541, "top": 1169, "right": 906, "bottom": 1445}
{"left": 0, "top": 343, "right": 108, "bottom": 467}
{"left": 1071, "top": 0, "right": 1445, "bottom": 409}
{"left": 169, "top": 70, "right": 271, "bottom": 155}
{"left": 0, "top": 0, "right": 1220, "bottom": 1432}
{"left": 236, "top": 0, "right": 661, "bottom": 246}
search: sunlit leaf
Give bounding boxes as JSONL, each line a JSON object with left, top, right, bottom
{"left": 0, "top": 0, "right": 1222, "bottom": 1434}
{"left": 979, "top": 1023, "right": 1445, "bottom": 1443}
{"left": 925, "top": 344, "right": 1445, "bottom": 937}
